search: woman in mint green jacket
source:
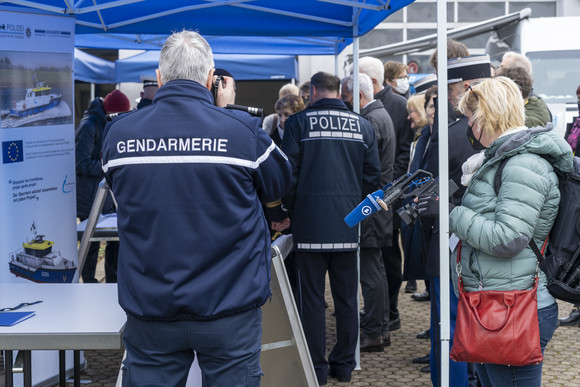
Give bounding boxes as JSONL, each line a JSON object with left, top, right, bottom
{"left": 449, "top": 77, "right": 573, "bottom": 387}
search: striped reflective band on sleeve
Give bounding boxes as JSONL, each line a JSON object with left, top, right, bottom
{"left": 297, "top": 243, "right": 358, "bottom": 250}
{"left": 103, "top": 140, "right": 277, "bottom": 173}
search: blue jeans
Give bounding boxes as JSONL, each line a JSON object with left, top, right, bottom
{"left": 475, "top": 302, "right": 559, "bottom": 387}
{"left": 122, "top": 308, "right": 263, "bottom": 387}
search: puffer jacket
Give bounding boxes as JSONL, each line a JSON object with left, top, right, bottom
{"left": 449, "top": 125, "right": 573, "bottom": 309}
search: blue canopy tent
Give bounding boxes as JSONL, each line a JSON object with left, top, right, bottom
{"left": 2, "top": 1, "right": 411, "bottom": 37}
{"left": 74, "top": 48, "right": 115, "bottom": 84}
{"left": 115, "top": 50, "right": 298, "bottom": 82}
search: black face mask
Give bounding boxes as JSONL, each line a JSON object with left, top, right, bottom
{"left": 466, "top": 122, "right": 486, "bottom": 151}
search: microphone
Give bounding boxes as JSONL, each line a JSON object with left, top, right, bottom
{"left": 344, "top": 189, "right": 387, "bottom": 227}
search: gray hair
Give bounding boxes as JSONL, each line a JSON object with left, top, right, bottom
{"left": 501, "top": 51, "right": 533, "bottom": 75}
{"left": 358, "top": 56, "right": 385, "bottom": 84}
{"left": 342, "top": 73, "right": 374, "bottom": 100}
{"left": 158, "top": 30, "right": 215, "bottom": 85}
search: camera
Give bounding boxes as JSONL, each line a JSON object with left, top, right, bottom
{"left": 397, "top": 202, "right": 421, "bottom": 226}
{"left": 211, "top": 75, "right": 223, "bottom": 105}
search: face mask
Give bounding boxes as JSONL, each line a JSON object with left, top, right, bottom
{"left": 394, "top": 78, "right": 409, "bottom": 95}
{"left": 466, "top": 122, "right": 486, "bottom": 151}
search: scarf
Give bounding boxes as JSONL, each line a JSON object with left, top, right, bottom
{"left": 567, "top": 117, "right": 580, "bottom": 152}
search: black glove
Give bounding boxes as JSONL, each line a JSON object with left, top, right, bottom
{"left": 417, "top": 195, "right": 456, "bottom": 218}
{"left": 417, "top": 195, "right": 440, "bottom": 218}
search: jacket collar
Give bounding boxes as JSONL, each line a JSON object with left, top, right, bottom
{"left": 153, "top": 79, "right": 213, "bottom": 105}
{"left": 361, "top": 99, "right": 383, "bottom": 115}
{"left": 308, "top": 98, "right": 349, "bottom": 111}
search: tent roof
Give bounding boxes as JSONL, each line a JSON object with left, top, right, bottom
{"left": 115, "top": 51, "right": 298, "bottom": 82}
{"left": 74, "top": 47, "right": 115, "bottom": 83}
{"left": 3, "top": 0, "right": 413, "bottom": 37}
{"left": 76, "top": 34, "right": 353, "bottom": 55}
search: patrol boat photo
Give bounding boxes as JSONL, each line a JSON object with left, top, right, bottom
{"left": 8, "top": 223, "right": 77, "bottom": 283}
{"left": 9, "top": 80, "right": 62, "bottom": 118}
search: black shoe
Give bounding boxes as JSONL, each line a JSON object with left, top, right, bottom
{"left": 405, "top": 280, "right": 417, "bottom": 293}
{"left": 360, "top": 333, "right": 384, "bottom": 352}
{"left": 420, "top": 365, "right": 431, "bottom": 373}
{"left": 388, "top": 316, "right": 401, "bottom": 331}
{"left": 329, "top": 368, "right": 352, "bottom": 383}
{"left": 412, "top": 354, "right": 430, "bottom": 364}
{"left": 411, "top": 291, "right": 430, "bottom": 302}
{"left": 559, "top": 307, "right": 580, "bottom": 326}
{"left": 416, "top": 329, "right": 430, "bottom": 339}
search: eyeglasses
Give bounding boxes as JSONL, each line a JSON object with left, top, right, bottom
{"left": 408, "top": 109, "right": 417, "bottom": 114}
{"left": 467, "top": 81, "right": 482, "bottom": 101}
{"left": 0, "top": 300, "right": 43, "bottom": 312}
{"left": 394, "top": 75, "right": 410, "bottom": 81}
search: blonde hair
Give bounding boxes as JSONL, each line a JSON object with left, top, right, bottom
{"left": 278, "top": 83, "right": 299, "bottom": 98}
{"left": 406, "top": 94, "right": 428, "bottom": 128}
{"left": 457, "top": 76, "right": 525, "bottom": 136}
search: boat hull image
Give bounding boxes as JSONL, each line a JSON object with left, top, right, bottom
{"left": 9, "top": 260, "right": 76, "bottom": 283}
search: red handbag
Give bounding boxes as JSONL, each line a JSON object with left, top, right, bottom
{"left": 450, "top": 242, "right": 544, "bottom": 366}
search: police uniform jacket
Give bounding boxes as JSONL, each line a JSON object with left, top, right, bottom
{"left": 101, "top": 79, "right": 292, "bottom": 321}
{"left": 281, "top": 98, "right": 380, "bottom": 252}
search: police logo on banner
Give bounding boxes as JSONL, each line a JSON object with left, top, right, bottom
{"left": 2, "top": 140, "right": 24, "bottom": 164}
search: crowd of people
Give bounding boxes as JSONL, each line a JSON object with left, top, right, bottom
{"left": 74, "top": 30, "right": 579, "bottom": 386}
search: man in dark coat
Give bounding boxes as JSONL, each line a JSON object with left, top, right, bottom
{"left": 359, "top": 56, "right": 414, "bottom": 330}
{"left": 75, "top": 89, "right": 130, "bottom": 283}
{"left": 341, "top": 73, "right": 396, "bottom": 352}
{"left": 282, "top": 71, "right": 380, "bottom": 385}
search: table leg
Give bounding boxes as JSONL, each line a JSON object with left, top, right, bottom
{"left": 3, "top": 350, "right": 13, "bottom": 387}
{"left": 22, "top": 350, "right": 31, "bottom": 387}
{"left": 59, "top": 350, "right": 66, "bottom": 387}
{"left": 74, "top": 350, "right": 80, "bottom": 387}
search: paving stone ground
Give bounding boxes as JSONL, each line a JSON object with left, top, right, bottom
{"left": 2, "top": 252, "right": 579, "bottom": 386}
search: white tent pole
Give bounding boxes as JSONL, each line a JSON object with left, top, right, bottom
{"left": 353, "top": 34, "right": 361, "bottom": 372}
{"left": 90, "top": 82, "right": 95, "bottom": 102}
{"left": 436, "top": 0, "right": 450, "bottom": 385}
{"left": 353, "top": 37, "right": 360, "bottom": 114}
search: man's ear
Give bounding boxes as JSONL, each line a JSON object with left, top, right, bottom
{"left": 205, "top": 68, "right": 216, "bottom": 90}
{"left": 155, "top": 69, "right": 164, "bottom": 88}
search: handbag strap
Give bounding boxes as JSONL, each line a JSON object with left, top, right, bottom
{"left": 455, "top": 239, "right": 541, "bottom": 293}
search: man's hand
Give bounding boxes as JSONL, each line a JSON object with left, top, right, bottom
{"left": 416, "top": 195, "right": 455, "bottom": 218}
{"left": 215, "top": 75, "right": 236, "bottom": 108}
{"left": 271, "top": 218, "right": 291, "bottom": 232}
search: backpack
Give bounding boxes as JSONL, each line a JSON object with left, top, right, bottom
{"left": 494, "top": 155, "right": 580, "bottom": 303}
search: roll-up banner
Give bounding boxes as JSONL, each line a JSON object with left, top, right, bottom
{"left": 0, "top": 9, "right": 78, "bottom": 385}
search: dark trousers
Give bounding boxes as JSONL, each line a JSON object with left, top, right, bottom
{"left": 382, "top": 229, "right": 403, "bottom": 320}
{"left": 81, "top": 241, "right": 100, "bottom": 283}
{"left": 122, "top": 309, "right": 263, "bottom": 387}
{"left": 360, "top": 247, "right": 389, "bottom": 337}
{"left": 295, "top": 251, "right": 358, "bottom": 385}
{"left": 429, "top": 276, "right": 470, "bottom": 387}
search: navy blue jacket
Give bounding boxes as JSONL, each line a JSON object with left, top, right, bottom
{"left": 281, "top": 98, "right": 380, "bottom": 251}
{"left": 75, "top": 97, "right": 110, "bottom": 219}
{"left": 102, "top": 79, "right": 292, "bottom": 321}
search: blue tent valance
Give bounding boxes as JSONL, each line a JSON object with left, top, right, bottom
{"left": 115, "top": 51, "right": 298, "bottom": 82}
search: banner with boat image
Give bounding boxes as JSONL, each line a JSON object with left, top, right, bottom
{"left": 0, "top": 9, "right": 80, "bottom": 386}
{"left": 0, "top": 9, "right": 78, "bottom": 286}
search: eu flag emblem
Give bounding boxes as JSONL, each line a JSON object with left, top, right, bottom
{"left": 2, "top": 140, "right": 24, "bottom": 164}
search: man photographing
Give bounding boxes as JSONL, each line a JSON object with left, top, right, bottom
{"left": 101, "top": 30, "right": 291, "bottom": 386}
